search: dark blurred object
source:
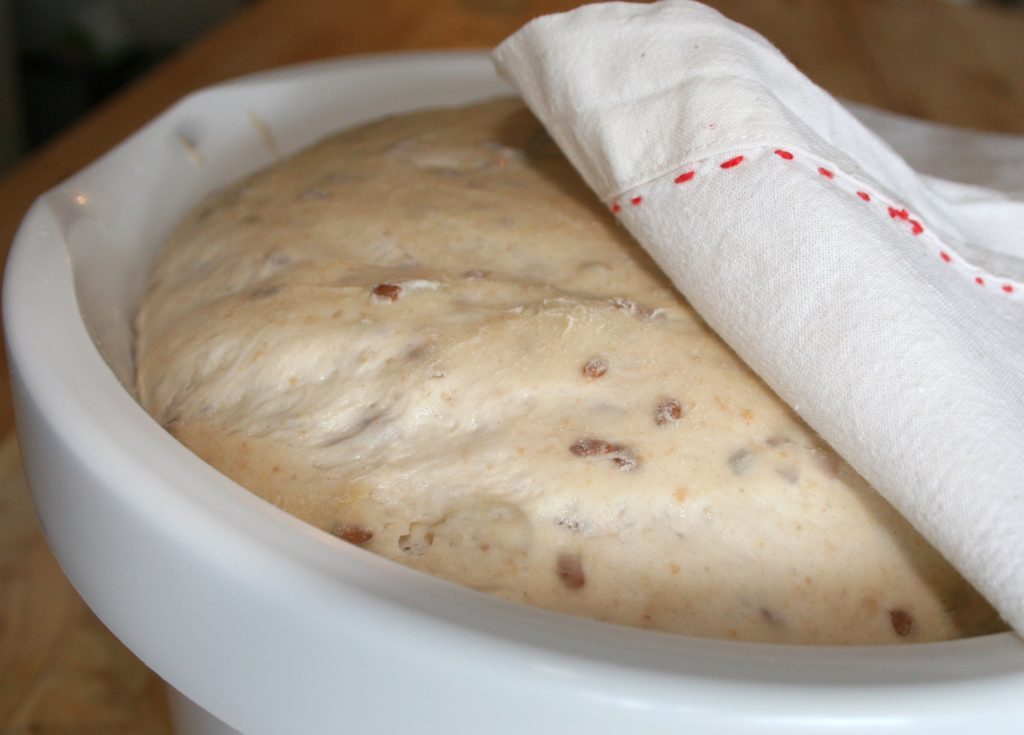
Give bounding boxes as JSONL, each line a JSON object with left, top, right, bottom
{"left": 0, "top": 0, "right": 26, "bottom": 170}
{"left": 19, "top": 4, "right": 155, "bottom": 150}
{"left": 10, "top": 0, "right": 241, "bottom": 158}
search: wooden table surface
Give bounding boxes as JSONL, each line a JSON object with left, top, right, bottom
{"left": 2, "top": 0, "right": 1023, "bottom": 731}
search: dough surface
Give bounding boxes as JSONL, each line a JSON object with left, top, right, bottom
{"left": 135, "top": 99, "right": 1004, "bottom": 644}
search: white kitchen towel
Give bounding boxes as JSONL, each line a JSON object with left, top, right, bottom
{"left": 493, "top": 0, "right": 1024, "bottom": 634}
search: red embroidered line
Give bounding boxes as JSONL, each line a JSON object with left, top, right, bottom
{"left": 658, "top": 149, "right": 1019, "bottom": 298}
{"left": 611, "top": 202, "right": 621, "bottom": 214}
{"left": 631, "top": 196, "right": 643, "bottom": 206}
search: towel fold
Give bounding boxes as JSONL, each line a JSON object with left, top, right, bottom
{"left": 493, "top": 0, "right": 1024, "bottom": 634}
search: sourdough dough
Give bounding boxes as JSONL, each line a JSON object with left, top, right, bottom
{"left": 135, "top": 99, "right": 1004, "bottom": 644}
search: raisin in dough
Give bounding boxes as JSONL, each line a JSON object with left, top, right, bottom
{"left": 135, "top": 99, "right": 1005, "bottom": 644}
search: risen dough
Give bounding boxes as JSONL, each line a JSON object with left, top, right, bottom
{"left": 135, "top": 99, "right": 1004, "bottom": 644}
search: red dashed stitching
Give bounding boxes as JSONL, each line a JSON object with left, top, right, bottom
{"left": 610, "top": 148, "right": 1019, "bottom": 297}
{"left": 888, "top": 206, "right": 910, "bottom": 220}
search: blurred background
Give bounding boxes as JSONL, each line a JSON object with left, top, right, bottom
{"left": 0, "top": 0, "right": 242, "bottom": 173}
{"left": 0, "top": 0, "right": 1023, "bottom": 177}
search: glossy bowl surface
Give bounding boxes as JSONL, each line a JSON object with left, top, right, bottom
{"left": 6, "top": 52, "right": 1024, "bottom": 734}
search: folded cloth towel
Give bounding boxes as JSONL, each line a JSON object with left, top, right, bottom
{"left": 493, "top": 0, "right": 1024, "bottom": 635}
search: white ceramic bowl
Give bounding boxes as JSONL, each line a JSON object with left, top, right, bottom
{"left": 6, "top": 52, "right": 1024, "bottom": 735}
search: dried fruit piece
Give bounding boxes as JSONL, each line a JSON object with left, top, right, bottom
{"left": 267, "top": 252, "right": 293, "bottom": 268}
{"left": 331, "top": 524, "right": 374, "bottom": 546}
{"left": 612, "top": 453, "right": 640, "bottom": 472}
{"left": 570, "top": 438, "right": 639, "bottom": 471}
{"left": 890, "top": 608, "right": 914, "bottom": 637}
{"left": 570, "top": 438, "right": 614, "bottom": 457}
{"left": 655, "top": 398, "right": 683, "bottom": 425}
{"left": 760, "top": 607, "right": 780, "bottom": 625}
{"left": 609, "top": 297, "right": 654, "bottom": 319}
{"left": 813, "top": 445, "right": 842, "bottom": 477}
{"left": 609, "top": 445, "right": 640, "bottom": 472}
{"left": 582, "top": 358, "right": 609, "bottom": 379}
{"left": 557, "top": 516, "right": 582, "bottom": 533}
{"left": 556, "top": 552, "right": 586, "bottom": 589}
{"left": 776, "top": 466, "right": 800, "bottom": 484}
{"left": 728, "top": 449, "right": 756, "bottom": 476}
{"left": 398, "top": 524, "right": 434, "bottom": 556}
{"left": 248, "top": 284, "right": 281, "bottom": 300}
{"left": 372, "top": 283, "right": 402, "bottom": 301}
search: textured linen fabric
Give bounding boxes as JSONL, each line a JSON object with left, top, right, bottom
{"left": 493, "top": 0, "right": 1024, "bottom": 634}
